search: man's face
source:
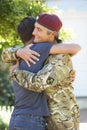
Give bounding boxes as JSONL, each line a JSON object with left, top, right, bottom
{"left": 32, "top": 22, "right": 52, "bottom": 43}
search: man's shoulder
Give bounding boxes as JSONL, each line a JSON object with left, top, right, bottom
{"left": 47, "top": 53, "right": 71, "bottom": 60}
{"left": 45, "top": 54, "right": 71, "bottom": 65}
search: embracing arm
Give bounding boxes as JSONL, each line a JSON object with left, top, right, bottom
{"left": 10, "top": 54, "right": 73, "bottom": 92}
{"left": 1, "top": 43, "right": 81, "bottom": 64}
{"left": 50, "top": 43, "right": 81, "bottom": 55}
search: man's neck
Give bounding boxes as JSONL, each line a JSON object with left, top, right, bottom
{"left": 50, "top": 39, "right": 57, "bottom": 44}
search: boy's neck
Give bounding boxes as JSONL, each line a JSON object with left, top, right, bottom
{"left": 24, "top": 37, "right": 34, "bottom": 46}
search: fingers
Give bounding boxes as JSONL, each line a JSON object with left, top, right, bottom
{"left": 18, "top": 47, "right": 40, "bottom": 59}
{"left": 29, "top": 58, "right": 37, "bottom": 65}
{"left": 24, "top": 56, "right": 39, "bottom": 67}
{"left": 9, "top": 66, "right": 12, "bottom": 73}
{"left": 25, "top": 45, "right": 40, "bottom": 57}
{"left": 16, "top": 47, "right": 40, "bottom": 67}
{"left": 9, "top": 66, "right": 15, "bottom": 73}
{"left": 16, "top": 60, "right": 19, "bottom": 64}
{"left": 30, "top": 54, "right": 39, "bottom": 61}
{"left": 70, "top": 77, "right": 75, "bottom": 83}
{"left": 25, "top": 60, "right": 31, "bottom": 67}
{"left": 71, "top": 70, "right": 76, "bottom": 75}
{"left": 9, "top": 61, "right": 19, "bottom": 73}
{"left": 29, "top": 49, "right": 40, "bottom": 57}
{"left": 70, "top": 70, "right": 76, "bottom": 83}
{"left": 28, "top": 49, "right": 40, "bottom": 63}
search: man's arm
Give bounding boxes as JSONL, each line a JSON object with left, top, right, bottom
{"left": 10, "top": 54, "right": 73, "bottom": 92}
{"left": 1, "top": 46, "right": 21, "bottom": 63}
{"left": 1, "top": 45, "right": 40, "bottom": 66}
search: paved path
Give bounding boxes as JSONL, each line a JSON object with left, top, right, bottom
{"left": 80, "top": 123, "right": 87, "bottom": 130}
{"left": 80, "top": 109, "right": 87, "bottom": 123}
{"left": 78, "top": 98, "right": 87, "bottom": 129}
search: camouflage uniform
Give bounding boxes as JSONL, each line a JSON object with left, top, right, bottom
{"left": 1, "top": 46, "right": 21, "bottom": 63}
{"left": 2, "top": 47, "right": 80, "bottom": 130}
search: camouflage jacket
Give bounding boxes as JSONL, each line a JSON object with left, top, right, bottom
{"left": 1, "top": 46, "right": 74, "bottom": 115}
{"left": 1, "top": 46, "right": 21, "bottom": 63}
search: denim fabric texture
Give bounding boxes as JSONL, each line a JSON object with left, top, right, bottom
{"left": 9, "top": 114, "right": 47, "bottom": 130}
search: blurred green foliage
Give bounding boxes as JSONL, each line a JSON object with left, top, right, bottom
{"left": 0, "top": 117, "right": 8, "bottom": 130}
{"left": 0, "top": 62, "right": 14, "bottom": 108}
{"left": 0, "top": 0, "right": 52, "bottom": 50}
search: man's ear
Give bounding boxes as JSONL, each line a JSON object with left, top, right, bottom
{"left": 52, "top": 31, "right": 57, "bottom": 37}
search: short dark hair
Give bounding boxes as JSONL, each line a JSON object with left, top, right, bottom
{"left": 17, "top": 16, "right": 36, "bottom": 43}
{"left": 55, "top": 33, "right": 62, "bottom": 43}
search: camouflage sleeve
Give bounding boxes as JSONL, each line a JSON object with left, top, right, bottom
{"left": 1, "top": 46, "right": 22, "bottom": 63}
{"left": 10, "top": 54, "right": 72, "bottom": 92}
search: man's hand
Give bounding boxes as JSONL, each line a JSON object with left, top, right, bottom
{"left": 16, "top": 44, "right": 40, "bottom": 67}
{"left": 70, "top": 70, "right": 76, "bottom": 83}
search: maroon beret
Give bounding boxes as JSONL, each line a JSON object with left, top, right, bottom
{"left": 36, "top": 13, "right": 62, "bottom": 32}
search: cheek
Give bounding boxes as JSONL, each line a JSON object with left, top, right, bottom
{"left": 45, "top": 35, "right": 50, "bottom": 40}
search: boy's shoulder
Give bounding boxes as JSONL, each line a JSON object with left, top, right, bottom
{"left": 31, "top": 42, "right": 53, "bottom": 53}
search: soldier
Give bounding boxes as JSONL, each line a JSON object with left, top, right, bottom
{"left": 2, "top": 13, "right": 81, "bottom": 130}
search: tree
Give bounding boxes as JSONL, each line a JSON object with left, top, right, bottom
{"left": 0, "top": 0, "right": 51, "bottom": 50}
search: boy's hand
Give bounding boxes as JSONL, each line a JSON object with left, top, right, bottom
{"left": 70, "top": 70, "right": 76, "bottom": 83}
{"left": 10, "top": 60, "right": 19, "bottom": 74}
{"left": 16, "top": 44, "right": 40, "bottom": 67}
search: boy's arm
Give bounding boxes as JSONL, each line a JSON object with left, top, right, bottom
{"left": 1, "top": 43, "right": 81, "bottom": 64}
{"left": 1, "top": 45, "right": 40, "bottom": 66}
{"left": 10, "top": 54, "right": 73, "bottom": 92}
{"left": 50, "top": 44, "right": 81, "bottom": 55}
